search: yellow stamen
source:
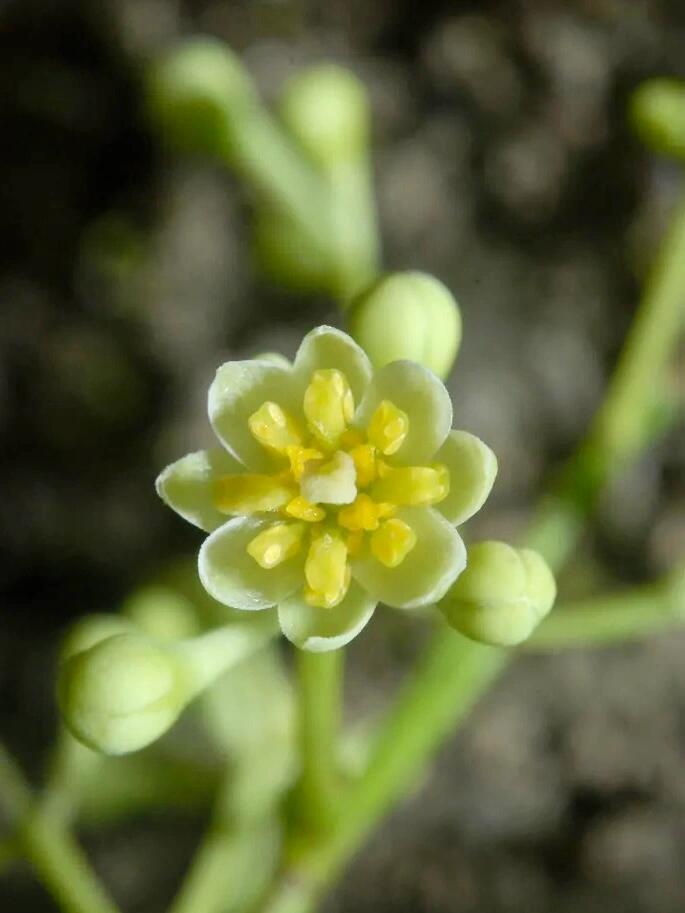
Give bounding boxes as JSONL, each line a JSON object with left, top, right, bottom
{"left": 285, "top": 496, "right": 326, "bottom": 523}
{"left": 346, "top": 530, "right": 364, "bottom": 557}
{"left": 286, "top": 445, "right": 324, "bottom": 481}
{"left": 247, "top": 522, "right": 306, "bottom": 569}
{"left": 370, "top": 519, "right": 417, "bottom": 568}
{"left": 366, "top": 400, "right": 409, "bottom": 456}
{"left": 348, "top": 443, "right": 377, "bottom": 488}
{"left": 248, "top": 402, "right": 303, "bottom": 455}
{"left": 371, "top": 463, "right": 449, "bottom": 507}
{"left": 214, "top": 473, "right": 296, "bottom": 514}
{"left": 304, "top": 531, "right": 350, "bottom": 608}
{"left": 303, "top": 369, "right": 355, "bottom": 448}
{"left": 338, "top": 494, "right": 392, "bottom": 532}
{"left": 300, "top": 450, "right": 357, "bottom": 506}
{"left": 340, "top": 428, "right": 365, "bottom": 449}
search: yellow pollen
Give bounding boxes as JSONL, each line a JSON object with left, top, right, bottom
{"left": 285, "top": 495, "right": 326, "bottom": 523}
{"left": 248, "top": 402, "right": 303, "bottom": 455}
{"left": 370, "top": 518, "right": 417, "bottom": 568}
{"left": 348, "top": 443, "right": 377, "bottom": 488}
{"left": 304, "top": 530, "right": 350, "bottom": 608}
{"left": 338, "top": 494, "right": 394, "bottom": 532}
{"left": 286, "top": 445, "right": 324, "bottom": 481}
{"left": 214, "top": 473, "right": 296, "bottom": 514}
{"left": 247, "top": 522, "right": 306, "bottom": 569}
{"left": 303, "top": 369, "right": 355, "bottom": 448}
{"left": 366, "top": 400, "right": 409, "bottom": 456}
{"left": 372, "top": 463, "right": 449, "bottom": 507}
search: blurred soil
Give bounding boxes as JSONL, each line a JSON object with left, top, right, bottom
{"left": 1, "top": 1, "right": 685, "bottom": 910}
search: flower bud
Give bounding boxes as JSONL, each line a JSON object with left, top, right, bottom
{"left": 122, "top": 586, "right": 200, "bottom": 642}
{"left": 439, "top": 541, "right": 556, "bottom": 646}
{"left": 347, "top": 272, "right": 462, "bottom": 379}
{"left": 629, "top": 79, "right": 685, "bottom": 161}
{"left": 58, "top": 633, "right": 190, "bottom": 756}
{"left": 146, "top": 38, "right": 257, "bottom": 156}
{"left": 58, "top": 616, "right": 278, "bottom": 755}
{"left": 279, "top": 65, "right": 370, "bottom": 168}
{"left": 61, "top": 614, "right": 134, "bottom": 662}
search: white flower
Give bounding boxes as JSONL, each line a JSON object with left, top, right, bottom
{"left": 156, "top": 327, "right": 497, "bottom": 652}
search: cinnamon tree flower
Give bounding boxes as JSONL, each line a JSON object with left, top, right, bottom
{"left": 156, "top": 327, "right": 497, "bottom": 651}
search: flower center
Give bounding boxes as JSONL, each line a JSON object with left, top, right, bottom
{"left": 213, "top": 368, "right": 450, "bottom": 608}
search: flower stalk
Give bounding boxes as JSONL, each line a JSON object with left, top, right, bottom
{"left": 291, "top": 649, "right": 344, "bottom": 838}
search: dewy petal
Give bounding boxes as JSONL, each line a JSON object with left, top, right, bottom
{"left": 352, "top": 507, "right": 466, "bottom": 609}
{"left": 293, "top": 326, "right": 373, "bottom": 405}
{"left": 199, "top": 517, "right": 304, "bottom": 611}
{"left": 434, "top": 430, "right": 498, "bottom": 525}
{"left": 155, "top": 448, "right": 245, "bottom": 532}
{"left": 354, "top": 361, "right": 452, "bottom": 465}
{"left": 278, "top": 582, "right": 376, "bottom": 652}
{"left": 208, "top": 360, "right": 300, "bottom": 472}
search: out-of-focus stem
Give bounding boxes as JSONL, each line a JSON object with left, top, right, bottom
{"left": 527, "top": 564, "right": 685, "bottom": 649}
{"left": 168, "top": 770, "right": 280, "bottom": 913}
{"left": 224, "top": 105, "right": 332, "bottom": 267}
{"left": 0, "top": 744, "right": 121, "bottom": 913}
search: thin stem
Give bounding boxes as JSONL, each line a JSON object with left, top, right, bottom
{"left": 527, "top": 566, "right": 685, "bottom": 649}
{"left": 326, "top": 159, "right": 380, "bottom": 301}
{"left": 292, "top": 650, "right": 344, "bottom": 836}
{"left": 224, "top": 106, "right": 333, "bottom": 270}
{"left": 306, "top": 632, "right": 504, "bottom": 880}
{"left": 180, "top": 616, "right": 279, "bottom": 700}
{"left": 587, "top": 188, "right": 685, "bottom": 467}
{"left": 527, "top": 188, "right": 685, "bottom": 563}
{"left": 168, "top": 770, "right": 280, "bottom": 913}
{"left": 0, "top": 744, "right": 121, "bottom": 913}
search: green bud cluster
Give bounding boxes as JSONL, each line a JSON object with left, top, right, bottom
{"left": 279, "top": 65, "right": 370, "bottom": 169}
{"left": 146, "top": 38, "right": 256, "bottom": 156}
{"left": 348, "top": 272, "right": 462, "bottom": 379}
{"left": 59, "top": 633, "right": 191, "bottom": 756}
{"left": 630, "top": 78, "right": 685, "bottom": 162}
{"left": 58, "top": 590, "right": 277, "bottom": 756}
{"left": 439, "top": 541, "right": 556, "bottom": 646}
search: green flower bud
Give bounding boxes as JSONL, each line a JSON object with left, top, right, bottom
{"left": 58, "top": 617, "right": 278, "bottom": 755}
{"left": 347, "top": 272, "right": 462, "bottom": 379}
{"left": 58, "top": 633, "right": 190, "bottom": 756}
{"left": 122, "top": 586, "right": 200, "bottom": 642}
{"left": 439, "top": 541, "right": 556, "bottom": 646}
{"left": 146, "top": 38, "right": 257, "bottom": 156}
{"left": 629, "top": 78, "right": 685, "bottom": 161}
{"left": 279, "top": 65, "right": 370, "bottom": 168}
{"left": 61, "top": 614, "right": 133, "bottom": 662}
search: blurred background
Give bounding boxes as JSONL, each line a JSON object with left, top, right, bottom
{"left": 2, "top": 0, "right": 685, "bottom": 910}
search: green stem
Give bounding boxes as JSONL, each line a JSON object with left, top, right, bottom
{"left": 224, "top": 106, "right": 333, "bottom": 270}
{"left": 292, "top": 650, "right": 344, "bottom": 836}
{"left": 306, "top": 632, "right": 504, "bottom": 879}
{"left": 168, "top": 769, "right": 280, "bottom": 913}
{"left": 180, "top": 616, "right": 279, "bottom": 700}
{"left": 587, "top": 188, "right": 685, "bottom": 467}
{"left": 0, "top": 744, "right": 121, "bottom": 913}
{"left": 527, "top": 565, "right": 685, "bottom": 649}
{"left": 527, "top": 187, "right": 685, "bottom": 563}
{"left": 326, "top": 159, "right": 380, "bottom": 300}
